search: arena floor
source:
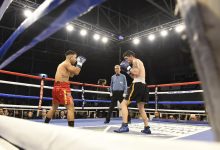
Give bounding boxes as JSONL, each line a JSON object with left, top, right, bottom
{"left": 35, "top": 118, "right": 215, "bottom": 142}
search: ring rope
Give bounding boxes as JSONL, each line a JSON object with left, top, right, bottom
{"left": 0, "top": 80, "right": 203, "bottom": 95}
{"left": 0, "top": 104, "right": 206, "bottom": 113}
{"left": 0, "top": 70, "right": 202, "bottom": 88}
{"left": 0, "top": 93, "right": 204, "bottom": 105}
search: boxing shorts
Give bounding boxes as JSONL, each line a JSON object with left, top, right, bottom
{"left": 52, "top": 81, "right": 73, "bottom": 105}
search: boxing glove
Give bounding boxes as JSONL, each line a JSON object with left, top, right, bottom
{"left": 76, "top": 56, "right": 86, "bottom": 68}
{"left": 120, "top": 60, "right": 131, "bottom": 74}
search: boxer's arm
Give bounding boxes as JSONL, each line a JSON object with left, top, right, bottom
{"left": 130, "top": 60, "right": 140, "bottom": 76}
{"left": 129, "top": 73, "right": 134, "bottom": 79}
{"left": 70, "top": 73, "right": 74, "bottom": 78}
{"left": 66, "top": 63, "right": 81, "bottom": 75}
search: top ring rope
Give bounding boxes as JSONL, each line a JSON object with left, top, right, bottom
{"left": 0, "top": 69, "right": 109, "bottom": 89}
{"left": 0, "top": 79, "right": 203, "bottom": 95}
{"left": 0, "top": 69, "right": 202, "bottom": 89}
{"left": 0, "top": 80, "right": 110, "bottom": 95}
{"left": 148, "top": 81, "right": 202, "bottom": 88}
{"left": 0, "top": 69, "right": 82, "bottom": 85}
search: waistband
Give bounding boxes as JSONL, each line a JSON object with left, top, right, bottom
{"left": 133, "top": 78, "right": 145, "bottom": 84}
{"left": 54, "top": 81, "right": 70, "bottom": 87}
{"left": 112, "top": 90, "right": 124, "bottom": 92}
{"left": 131, "top": 82, "right": 146, "bottom": 85}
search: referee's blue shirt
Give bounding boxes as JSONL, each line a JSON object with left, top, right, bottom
{"left": 109, "top": 73, "right": 127, "bottom": 94}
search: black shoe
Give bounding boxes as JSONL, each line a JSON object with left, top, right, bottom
{"left": 104, "top": 120, "right": 110, "bottom": 124}
{"left": 114, "top": 123, "right": 129, "bottom": 133}
{"left": 141, "top": 126, "right": 151, "bottom": 134}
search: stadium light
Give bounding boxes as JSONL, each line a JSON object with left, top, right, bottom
{"left": 132, "top": 38, "right": 140, "bottom": 45}
{"left": 160, "top": 30, "right": 168, "bottom": 37}
{"left": 93, "top": 33, "right": 100, "bottom": 41}
{"left": 148, "top": 34, "right": 155, "bottom": 41}
{"left": 102, "top": 37, "right": 108, "bottom": 43}
{"left": 80, "top": 29, "right": 87, "bottom": 36}
{"left": 23, "top": 9, "right": 32, "bottom": 17}
{"left": 175, "top": 24, "right": 185, "bottom": 33}
{"left": 66, "top": 24, "right": 74, "bottom": 32}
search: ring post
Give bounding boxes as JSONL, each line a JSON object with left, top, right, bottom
{"left": 155, "top": 86, "right": 159, "bottom": 112}
{"left": 37, "top": 76, "right": 45, "bottom": 117}
{"left": 81, "top": 84, "right": 85, "bottom": 109}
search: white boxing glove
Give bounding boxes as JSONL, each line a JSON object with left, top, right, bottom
{"left": 76, "top": 56, "right": 86, "bottom": 68}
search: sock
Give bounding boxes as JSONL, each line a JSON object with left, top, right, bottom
{"left": 105, "top": 117, "right": 110, "bottom": 121}
{"left": 145, "top": 126, "right": 150, "bottom": 130}
{"left": 44, "top": 117, "right": 51, "bottom": 123}
{"left": 122, "top": 122, "right": 128, "bottom": 127}
{"left": 128, "top": 115, "right": 131, "bottom": 122}
{"left": 68, "top": 121, "right": 74, "bottom": 127}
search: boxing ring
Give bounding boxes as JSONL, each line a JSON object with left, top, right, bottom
{"left": 0, "top": 69, "right": 218, "bottom": 149}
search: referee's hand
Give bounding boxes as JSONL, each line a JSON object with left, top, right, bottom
{"left": 123, "top": 93, "right": 126, "bottom": 98}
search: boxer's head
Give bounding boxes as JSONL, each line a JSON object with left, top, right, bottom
{"left": 123, "top": 50, "right": 135, "bottom": 64}
{"left": 65, "top": 50, "right": 77, "bottom": 65}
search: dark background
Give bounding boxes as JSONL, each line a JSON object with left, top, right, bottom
{"left": 0, "top": 0, "right": 198, "bottom": 84}
{"left": 0, "top": 0, "right": 202, "bottom": 107}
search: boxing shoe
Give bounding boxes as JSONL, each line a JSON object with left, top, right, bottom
{"left": 141, "top": 126, "right": 151, "bottom": 134}
{"left": 114, "top": 123, "right": 129, "bottom": 133}
{"left": 104, "top": 119, "right": 110, "bottom": 124}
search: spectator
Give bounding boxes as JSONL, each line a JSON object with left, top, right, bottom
{"left": 82, "top": 112, "right": 88, "bottom": 118}
{"left": 60, "top": 110, "right": 66, "bottom": 119}
{"left": 41, "top": 109, "right": 47, "bottom": 119}
{"left": 0, "top": 108, "right": 4, "bottom": 115}
{"left": 169, "top": 115, "right": 175, "bottom": 120}
{"left": 153, "top": 111, "right": 160, "bottom": 119}
{"left": 23, "top": 111, "right": 28, "bottom": 119}
{"left": 161, "top": 114, "right": 167, "bottom": 119}
{"left": 201, "top": 115, "right": 208, "bottom": 121}
{"left": 96, "top": 110, "right": 102, "bottom": 118}
{"left": 14, "top": 110, "right": 21, "bottom": 118}
{"left": 3, "top": 108, "right": 9, "bottom": 116}
{"left": 89, "top": 112, "right": 95, "bottom": 118}
{"left": 64, "top": 110, "right": 68, "bottom": 116}
{"left": 180, "top": 115, "right": 186, "bottom": 120}
{"left": 54, "top": 110, "right": 60, "bottom": 119}
{"left": 96, "top": 79, "right": 109, "bottom": 103}
{"left": 27, "top": 111, "right": 34, "bottom": 119}
{"left": 189, "top": 114, "right": 198, "bottom": 121}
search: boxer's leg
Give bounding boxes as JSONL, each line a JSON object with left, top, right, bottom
{"left": 65, "top": 100, "right": 75, "bottom": 127}
{"left": 45, "top": 101, "right": 59, "bottom": 123}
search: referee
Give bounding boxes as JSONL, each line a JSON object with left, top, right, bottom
{"left": 104, "top": 65, "right": 130, "bottom": 123}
